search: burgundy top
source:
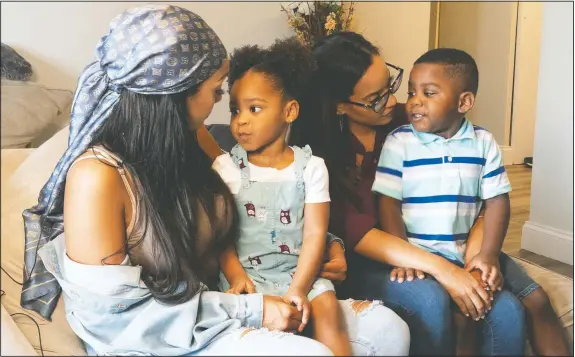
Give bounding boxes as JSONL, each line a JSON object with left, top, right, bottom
{"left": 329, "top": 104, "right": 408, "bottom": 268}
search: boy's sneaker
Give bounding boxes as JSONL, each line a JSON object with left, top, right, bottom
{"left": 524, "top": 157, "right": 533, "bottom": 167}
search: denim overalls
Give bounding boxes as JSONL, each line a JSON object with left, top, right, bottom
{"left": 218, "top": 144, "right": 333, "bottom": 300}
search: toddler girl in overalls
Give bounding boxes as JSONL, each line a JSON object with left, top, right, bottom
{"left": 213, "top": 38, "right": 353, "bottom": 355}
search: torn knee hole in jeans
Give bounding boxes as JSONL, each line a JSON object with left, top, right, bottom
{"left": 240, "top": 327, "right": 293, "bottom": 339}
{"left": 346, "top": 298, "right": 383, "bottom": 316}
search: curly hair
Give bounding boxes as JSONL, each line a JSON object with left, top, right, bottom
{"left": 228, "top": 37, "right": 317, "bottom": 106}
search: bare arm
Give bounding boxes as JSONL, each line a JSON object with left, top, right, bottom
{"left": 464, "top": 196, "right": 508, "bottom": 291}
{"left": 219, "top": 246, "right": 249, "bottom": 285}
{"left": 480, "top": 194, "right": 510, "bottom": 258}
{"left": 290, "top": 202, "right": 330, "bottom": 294}
{"left": 378, "top": 195, "right": 407, "bottom": 240}
{"left": 464, "top": 214, "right": 485, "bottom": 263}
{"left": 354, "top": 228, "right": 452, "bottom": 278}
{"left": 64, "top": 159, "right": 130, "bottom": 265}
{"left": 196, "top": 125, "right": 223, "bottom": 163}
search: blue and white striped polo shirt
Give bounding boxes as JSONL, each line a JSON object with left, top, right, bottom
{"left": 372, "top": 119, "right": 511, "bottom": 263}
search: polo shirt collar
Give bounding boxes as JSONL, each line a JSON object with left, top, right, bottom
{"left": 411, "top": 118, "right": 476, "bottom": 144}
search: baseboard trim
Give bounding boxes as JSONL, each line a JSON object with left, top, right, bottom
{"left": 521, "top": 221, "right": 574, "bottom": 265}
{"left": 499, "top": 145, "right": 515, "bottom": 166}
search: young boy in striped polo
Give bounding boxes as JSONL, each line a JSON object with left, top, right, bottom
{"left": 373, "top": 48, "right": 570, "bottom": 356}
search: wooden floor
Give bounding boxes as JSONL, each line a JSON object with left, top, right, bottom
{"left": 503, "top": 165, "right": 573, "bottom": 278}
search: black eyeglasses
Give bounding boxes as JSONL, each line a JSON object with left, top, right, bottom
{"left": 345, "top": 62, "right": 404, "bottom": 113}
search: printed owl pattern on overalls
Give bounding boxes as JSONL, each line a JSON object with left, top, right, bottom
{"left": 217, "top": 144, "right": 335, "bottom": 300}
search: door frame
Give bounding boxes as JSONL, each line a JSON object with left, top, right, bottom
{"left": 508, "top": 2, "right": 543, "bottom": 165}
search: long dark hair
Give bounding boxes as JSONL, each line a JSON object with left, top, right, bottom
{"left": 90, "top": 87, "right": 238, "bottom": 304}
{"left": 290, "top": 32, "right": 379, "bottom": 205}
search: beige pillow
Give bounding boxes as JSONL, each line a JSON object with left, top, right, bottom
{"left": 1, "top": 80, "right": 72, "bottom": 149}
{"left": 1, "top": 126, "right": 87, "bottom": 356}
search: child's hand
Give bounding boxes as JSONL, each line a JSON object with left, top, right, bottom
{"left": 469, "top": 268, "right": 494, "bottom": 301}
{"left": 226, "top": 275, "right": 256, "bottom": 295}
{"left": 465, "top": 253, "right": 503, "bottom": 292}
{"left": 390, "top": 267, "right": 425, "bottom": 283}
{"left": 282, "top": 289, "right": 311, "bottom": 333}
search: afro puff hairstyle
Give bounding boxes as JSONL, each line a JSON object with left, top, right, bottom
{"left": 228, "top": 37, "right": 317, "bottom": 104}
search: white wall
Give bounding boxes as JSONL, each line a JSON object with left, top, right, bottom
{"left": 0, "top": 2, "right": 292, "bottom": 124}
{"left": 521, "top": 2, "right": 573, "bottom": 265}
{"left": 352, "top": 2, "right": 431, "bottom": 103}
{"left": 509, "top": 2, "right": 543, "bottom": 164}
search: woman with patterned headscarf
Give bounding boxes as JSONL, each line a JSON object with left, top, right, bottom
{"left": 20, "top": 4, "right": 336, "bottom": 356}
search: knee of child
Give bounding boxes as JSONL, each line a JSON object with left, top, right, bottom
{"left": 313, "top": 291, "right": 340, "bottom": 311}
{"left": 522, "top": 287, "right": 553, "bottom": 315}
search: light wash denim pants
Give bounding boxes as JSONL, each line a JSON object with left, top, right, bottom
{"left": 195, "top": 298, "right": 409, "bottom": 356}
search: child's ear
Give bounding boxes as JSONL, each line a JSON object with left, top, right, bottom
{"left": 285, "top": 100, "right": 300, "bottom": 123}
{"left": 458, "top": 92, "right": 475, "bottom": 114}
{"left": 457, "top": 92, "right": 475, "bottom": 114}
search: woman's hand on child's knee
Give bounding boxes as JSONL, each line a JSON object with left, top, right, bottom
{"left": 436, "top": 265, "right": 492, "bottom": 321}
{"left": 390, "top": 267, "right": 425, "bottom": 283}
{"left": 226, "top": 275, "right": 256, "bottom": 295}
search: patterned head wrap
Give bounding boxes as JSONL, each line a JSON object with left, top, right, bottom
{"left": 20, "top": 4, "right": 227, "bottom": 320}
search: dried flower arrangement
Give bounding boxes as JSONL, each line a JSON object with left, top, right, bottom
{"left": 281, "top": 1, "right": 356, "bottom": 49}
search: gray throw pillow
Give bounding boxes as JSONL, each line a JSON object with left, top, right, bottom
{"left": 1, "top": 43, "right": 33, "bottom": 82}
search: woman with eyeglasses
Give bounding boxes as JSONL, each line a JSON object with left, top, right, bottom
{"left": 290, "top": 32, "right": 488, "bottom": 356}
